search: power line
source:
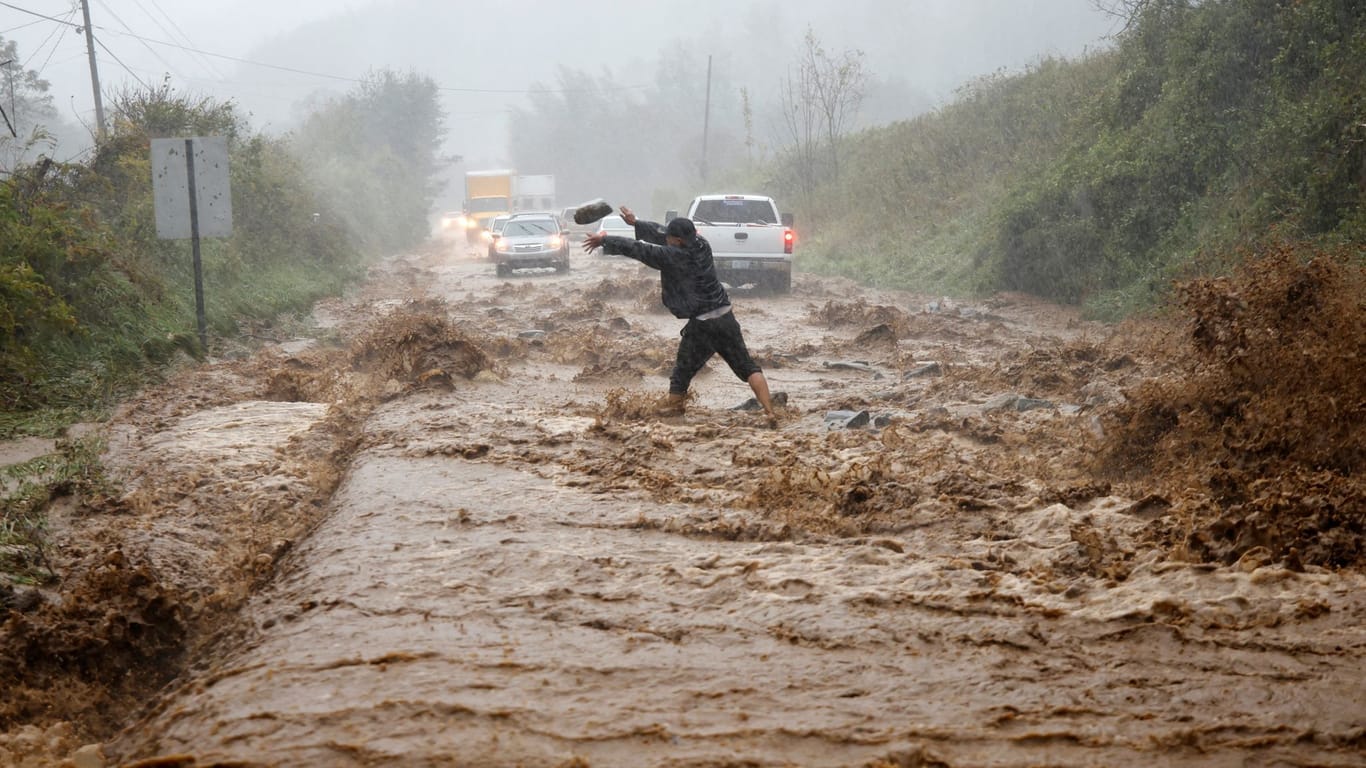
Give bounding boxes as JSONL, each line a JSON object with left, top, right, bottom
{"left": 0, "top": 1, "right": 73, "bottom": 26}
{"left": 32, "top": 12, "right": 72, "bottom": 80}
{"left": 137, "top": 0, "right": 226, "bottom": 80}
{"left": 93, "top": 35, "right": 151, "bottom": 90}
{"left": 0, "top": 1, "right": 648, "bottom": 95}
{"left": 1, "top": 17, "right": 46, "bottom": 35}
{"left": 18, "top": 6, "right": 70, "bottom": 70}
{"left": 94, "top": 0, "right": 180, "bottom": 81}
{"left": 96, "top": 28, "right": 650, "bottom": 94}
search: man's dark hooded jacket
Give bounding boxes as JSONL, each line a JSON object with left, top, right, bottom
{"left": 601, "top": 221, "right": 730, "bottom": 320}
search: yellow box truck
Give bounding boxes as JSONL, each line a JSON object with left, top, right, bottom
{"left": 462, "top": 169, "right": 515, "bottom": 243}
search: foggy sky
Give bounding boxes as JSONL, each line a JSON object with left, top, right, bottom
{"left": 3, "top": 0, "right": 1116, "bottom": 198}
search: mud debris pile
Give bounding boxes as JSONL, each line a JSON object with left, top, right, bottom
{"left": 807, "top": 298, "right": 914, "bottom": 335}
{"left": 1101, "top": 248, "right": 1365, "bottom": 568}
{"left": 352, "top": 300, "right": 497, "bottom": 389}
{"left": 0, "top": 550, "right": 186, "bottom": 739}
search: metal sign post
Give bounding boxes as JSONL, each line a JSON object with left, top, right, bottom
{"left": 151, "top": 136, "right": 232, "bottom": 349}
{"left": 184, "top": 138, "right": 207, "bottom": 349}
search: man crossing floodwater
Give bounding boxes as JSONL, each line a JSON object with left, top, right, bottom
{"left": 583, "top": 206, "right": 779, "bottom": 424}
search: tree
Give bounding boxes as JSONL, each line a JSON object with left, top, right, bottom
{"left": 778, "top": 29, "right": 867, "bottom": 199}
{"left": 0, "top": 37, "right": 61, "bottom": 175}
{"left": 1093, "top": 0, "right": 1152, "bottom": 33}
{"left": 292, "top": 69, "right": 447, "bottom": 252}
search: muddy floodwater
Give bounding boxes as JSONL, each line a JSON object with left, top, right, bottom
{"left": 6, "top": 246, "right": 1362, "bottom": 767}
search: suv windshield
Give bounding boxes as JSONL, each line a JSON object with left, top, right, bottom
{"left": 692, "top": 199, "right": 776, "bottom": 224}
{"left": 503, "top": 219, "right": 558, "bottom": 237}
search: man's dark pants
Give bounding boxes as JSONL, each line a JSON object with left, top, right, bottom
{"left": 669, "top": 312, "right": 763, "bottom": 395}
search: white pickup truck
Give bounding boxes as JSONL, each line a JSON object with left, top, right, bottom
{"left": 666, "top": 194, "right": 795, "bottom": 293}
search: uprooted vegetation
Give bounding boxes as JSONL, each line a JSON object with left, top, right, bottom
{"left": 1100, "top": 246, "right": 1365, "bottom": 568}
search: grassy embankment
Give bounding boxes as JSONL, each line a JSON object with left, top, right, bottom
{"left": 1, "top": 74, "right": 444, "bottom": 582}
{"left": 779, "top": 0, "right": 1364, "bottom": 316}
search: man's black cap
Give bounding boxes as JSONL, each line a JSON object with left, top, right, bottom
{"left": 666, "top": 217, "right": 697, "bottom": 241}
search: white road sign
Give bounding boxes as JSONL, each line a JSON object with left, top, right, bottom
{"left": 151, "top": 136, "right": 233, "bottom": 239}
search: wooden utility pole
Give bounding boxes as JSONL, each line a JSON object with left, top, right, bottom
{"left": 79, "top": 0, "right": 106, "bottom": 140}
{"left": 700, "top": 54, "right": 712, "bottom": 184}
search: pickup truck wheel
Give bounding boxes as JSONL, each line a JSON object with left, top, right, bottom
{"left": 554, "top": 260, "right": 569, "bottom": 274}
{"left": 496, "top": 263, "right": 511, "bottom": 277}
{"left": 768, "top": 271, "right": 792, "bottom": 294}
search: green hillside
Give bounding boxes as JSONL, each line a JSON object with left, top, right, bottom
{"left": 784, "top": 0, "right": 1365, "bottom": 316}
{"left": 0, "top": 75, "right": 444, "bottom": 434}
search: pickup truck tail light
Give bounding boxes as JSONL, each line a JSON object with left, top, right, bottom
{"left": 783, "top": 229, "right": 796, "bottom": 254}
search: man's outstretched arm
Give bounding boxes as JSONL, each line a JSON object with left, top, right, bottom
{"left": 601, "top": 236, "right": 675, "bottom": 271}
{"left": 616, "top": 205, "right": 667, "bottom": 246}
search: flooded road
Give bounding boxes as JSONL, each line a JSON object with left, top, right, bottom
{"left": 77, "top": 247, "right": 1366, "bottom": 766}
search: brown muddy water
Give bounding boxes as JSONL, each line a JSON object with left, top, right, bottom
{"left": 3, "top": 246, "right": 1363, "bottom": 767}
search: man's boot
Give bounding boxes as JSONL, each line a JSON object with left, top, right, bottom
{"left": 655, "top": 393, "right": 686, "bottom": 416}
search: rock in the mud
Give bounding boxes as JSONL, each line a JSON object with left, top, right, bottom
{"left": 823, "top": 360, "right": 879, "bottom": 374}
{"left": 903, "top": 362, "right": 942, "bottom": 379}
{"left": 1, "top": 585, "right": 43, "bottom": 612}
{"left": 517, "top": 330, "right": 546, "bottom": 341}
{"left": 824, "top": 410, "right": 870, "bottom": 429}
{"left": 982, "top": 393, "right": 1020, "bottom": 412}
{"left": 733, "top": 391, "right": 789, "bottom": 411}
{"left": 853, "top": 323, "right": 898, "bottom": 348}
{"left": 873, "top": 414, "right": 894, "bottom": 428}
{"left": 983, "top": 393, "right": 1053, "bottom": 413}
{"left": 1080, "top": 381, "right": 1120, "bottom": 406}
{"left": 278, "top": 338, "right": 317, "bottom": 356}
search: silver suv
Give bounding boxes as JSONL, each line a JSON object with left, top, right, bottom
{"left": 492, "top": 215, "right": 570, "bottom": 276}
